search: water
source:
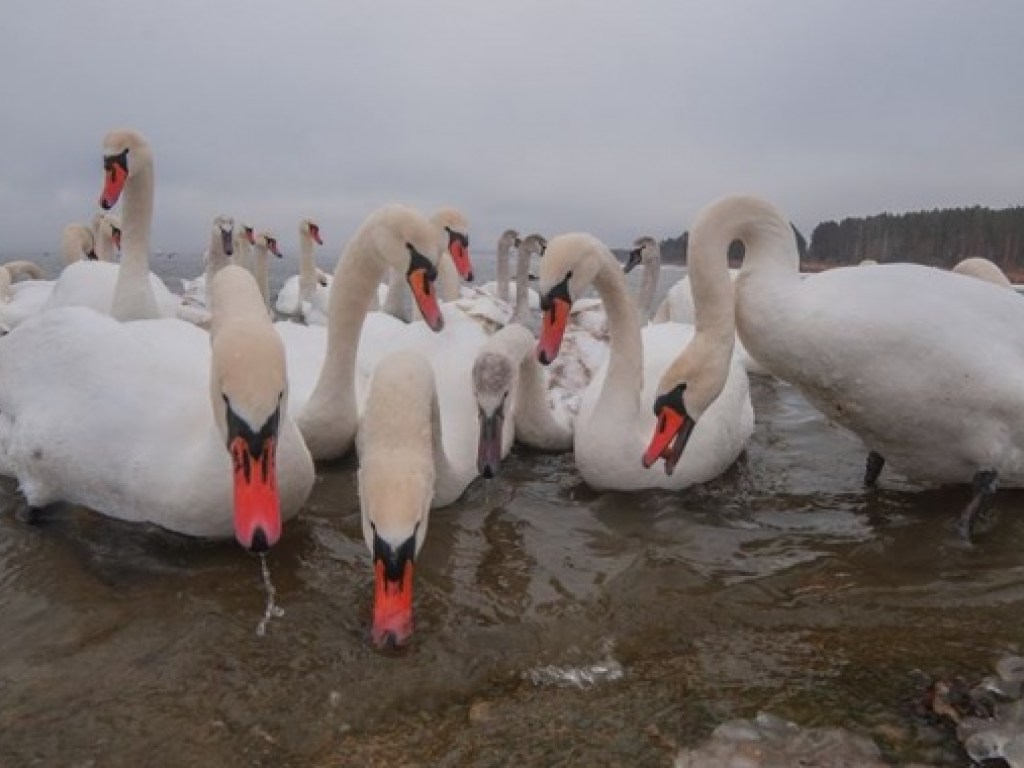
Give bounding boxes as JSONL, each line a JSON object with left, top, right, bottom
{"left": 0, "top": 251, "right": 1022, "bottom": 766}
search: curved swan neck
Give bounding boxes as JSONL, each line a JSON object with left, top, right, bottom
{"left": 299, "top": 221, "right": 387, "bottom": 459}
{"left": 205, "top": 227, "right": 231, "bottom": 285}
{"left": 593, "top": 247, "right": 644, "bottom": 401}
{"left": 111, "top": 154, "right": 159, "bottom": 321}
{"left": 497, "top": 324, "right": 572, "bottom": 449}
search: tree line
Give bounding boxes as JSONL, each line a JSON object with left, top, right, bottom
{"left": 652, "top": 205, "right": 1024, "bottom": 278}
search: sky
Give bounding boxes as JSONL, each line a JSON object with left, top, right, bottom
{"left": 0, "top": 1, "right": 1021, "bottom": 256}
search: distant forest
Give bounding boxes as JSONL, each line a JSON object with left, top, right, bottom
{"left": 655, "top": 205, "right": 1024, "bottom": 279}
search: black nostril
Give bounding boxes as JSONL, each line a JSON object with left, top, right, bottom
{"left": 249, "top": 527, "right": 269, "bottom": 553}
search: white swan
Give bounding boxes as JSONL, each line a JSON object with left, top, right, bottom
{"left": 275, "top": 218, "right": 332, "bottom": 323}
{"left": 0, "top": 260, "right": 52, "bottom": 334}
{"left": 623, "top": 236, "right": 662, "bottom": 324}
{"left": 474, "top": 322, "right": 574, "bottom": 478}
{"left": 277, "top": 204, "right": 448, "bottom": 461}
{"left": 536, "top": 232, "right": 753, "bottom": 490}
{"left": 181, "top": 215, "right": 235, "bottom": 311}
{"left": 952, "top": 256, "right": 1014, "bottom": 290}
{"left": 45, "top": 129, "right": 196, "bottom": 324}
{"left": 0, "top": 265, "right": 315, "bottom": 549}
{"left": 702, "top": 195, "right": 1024, "bottom": 533}
{"left": 358, "top": 347, "right": 483, "bottom": 647}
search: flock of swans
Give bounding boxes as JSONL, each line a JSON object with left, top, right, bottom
{"left": 1, "top": 127, "right": 1023, "bottom": 649}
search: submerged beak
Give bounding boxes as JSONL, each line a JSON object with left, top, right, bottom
{"left": 99, "top": 150, "right": 128, "bottom": 210}
{"left": 406, "top": 246, "right": 444, "bottom": 332}
{"left": 447, "top": 232, "right": 474, "bottom": 282}
{"left": 624, "top": 248, "right": 642, "bottom": 274}
{"left": 226, "top": 402, "right": 282, "bottom": 552}
{"left": 372, "top": 532, "right": 417, "bottom": 649}
{"left": 477, "top": 407, "right": 505, "bottom": 478}
{"left": 642, "top": 385, "right": 696, "bottom": 475}
{"left": 111, "top": 227, "right": 122, "bottom": 251}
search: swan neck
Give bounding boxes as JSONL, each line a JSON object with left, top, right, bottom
{"left": 111, "top": 161, "right": 159, "bottom": 320}
{"left": 299, "top": 232, "right": 316, "bottom": 301}
{"left": 496, "top": 240, "right": 511, "bottom": 302}
{"left": 594, "top": 251, "right": 643, "bottom": 399}
{"left": 512, "top": 247, "right": 532, "bottom": 321}
{"left": 637, "top": 257, "right": 660, "bottom": 323}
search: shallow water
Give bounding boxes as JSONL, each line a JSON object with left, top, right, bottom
{"left": 0, "top": 254, "right": 1022, "bottom": 766}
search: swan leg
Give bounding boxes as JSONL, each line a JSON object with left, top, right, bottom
{"left": 864, "top": 451, "right": 885, "bottom": 486}
{"left": 957, "top": 469, "right": 999, "bottom": 540}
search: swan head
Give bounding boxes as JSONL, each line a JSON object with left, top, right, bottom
{"left": 432, "top": 207, "right": 474, "bottom": 282}
{"left": 952, "top": 257, "right": 1014, "bottom": 289}
{"left": 255, "top": 231, "right": 283, "bottom": 259}
{"left": 360, "top": 468, "right": 432, "bottom": 650}
{"left": 498, "top": 228, "right": 521, "bottom": 251}
{"left": 520, "top": 233, "right": 548, "bottom": 257}
{"left": 536, "top": 233, "right": 605, "bottom": 365}
{"left": 212, "top": 215, "right": 234, "bottom": 257}
{"left": 99, "top": 128, "right": 152, "bottom": 209}
{"left": 300, "top": 217, "right": 323, "bottom": 246}
{"left": 642, "top": 344, "right": 729, "bottom": 476}
{"left": 235, "top": 222, "right": 255, "bottom": 247}
{"left": 473, "top": 351, "right": 515, "bottom": 478}
{"left": 66, "top": 224, "right": 97, "bottom": 261}
{"left": 366, "top": 205, "right": 446, "bottom": 331}
{"left": 624, "top": 236, "right": 659, "bottom": 274}
{"left": 209, "top": 266, "right": 289, "bottom": 551}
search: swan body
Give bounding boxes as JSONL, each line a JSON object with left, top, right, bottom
{"left": 0, "top": 266, "right": 314, "bottom": 548}
{"left": 275, "top": 218, "right": 332, "bottom": 323}
{"left": 537, "top": 233, "right": 753, "bottom": 491}
{"left": 701, "top": 194, "right": 1024, "bottom": 488}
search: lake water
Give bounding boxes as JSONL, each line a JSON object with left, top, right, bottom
{"left": 0, "top": 248, "right": 1021, "bottom": 766}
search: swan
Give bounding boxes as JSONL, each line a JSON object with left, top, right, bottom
{"left": 358, "top": 347, "right": 484, "bottom": 648}
{"left": 0, "top": 265, "right": 315, "bottom": 550}
{"left": 952, "top": 256, "right": 1014, "bottom": 289}
{"left": 623, "top": 236, "right": 662, "bottom": 324}
{"left": 381, "top": 207, "right": 474, "bottom": 320}
{"left": 180, "top": 215, "right": 235, "bottom": 310}
{"left": 489, "top": 228, "right": 522, "bottom": 302}
{"left": 60, "top": 223, "right": 97, "bottom": 265}
{"left": 694, "top": 195, "right": 1024, "bottom": 534}
{"left": 276, "top": 204, "right": 447, "bottom": 461}
{"left": 275, "top": 218, "right": 332, "bottom": 323}
{"left": 474, "top": 322, "right": 574, "bottom": 478}
{"left": 45, "top": 129, "right": 198, "bottom": 324}
{"left": 536, "top": 232, "right": 753, "bottom": 491}
{"left": 0, "top": 260, "right": 52, "bottom": 333}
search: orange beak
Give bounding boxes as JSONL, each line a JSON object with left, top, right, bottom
{"left": 310, "top": 225, "right": 322, "bottom": 246}
{"left": 371, "top": 535, "right": 416, "bottom": 649}
{"left": 244, "top": 227, "right": 255, "bottom": 245}
{"left": 642, "top": 404, "right": 695, "bottom": 476}
{"left": 537, "top": 297, "right": 570, "bottom": 365}
{"left": 99, "top": 162, "right": 128, "bottom": 210}
{"left": 448, "top": 237, "right": 474, "bottom": 281}
{"left": 229, "top": 434, "right": 281, "bottom": 552}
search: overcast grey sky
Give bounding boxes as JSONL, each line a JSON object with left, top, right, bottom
{"left": 1, "top": 1, "right": 1021, "bottom": 255}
